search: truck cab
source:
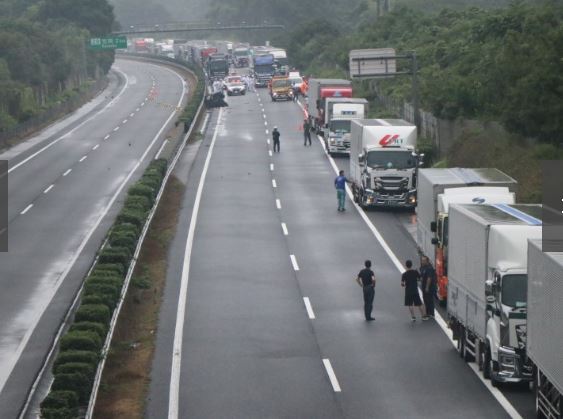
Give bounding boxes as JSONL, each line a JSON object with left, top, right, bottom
{"left": 323, "top": 98, "right": 368, "bottom": 156}
{"left": 350, "top": 119, "right": 421, "bottom": 208}
{"left": 269, "top": 76, "right": 293, "bottom": 101}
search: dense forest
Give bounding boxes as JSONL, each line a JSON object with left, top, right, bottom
{"left": 276, "top": 1, "right": 563, "bottom": 144}
{"left": 0, "top": 0, "right": 115, "bottom": 132}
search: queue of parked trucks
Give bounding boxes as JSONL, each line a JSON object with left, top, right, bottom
{"left": 175, "top": 39, "right": 562, "bottom": 417}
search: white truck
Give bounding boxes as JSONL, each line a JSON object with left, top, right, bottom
{"left": 527, "top": 239, "right": 563, "bottom": 419}
{"left": 322, "top": 98, "right": 368, "bottom": 156}
{"left": 349, "top": 119, "right": 420, "bottom": 208}
{"left": 270, "top": 48, "right": 288, "bottom": 72}
{"left": 416, "top": 168, "right": 518, "bottom": 303}
{"left": 448, "top": 203, "right": 542, "bottom": 386}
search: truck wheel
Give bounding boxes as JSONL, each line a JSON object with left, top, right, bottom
{"left": 463, "top": 335, "right": 474, "bottom": 363}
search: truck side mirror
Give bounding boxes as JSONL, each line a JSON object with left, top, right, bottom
{"left": 358, "top": 153, "right": 364, "bottom": 160}
{"left": 431, "top": 238, "right": 439, "bottom": 245}
{"left": 430, "top": 221, "right": 437, "bottom": 232}
{"left": 485, "top": 279, "right": 494, "bottom": 297}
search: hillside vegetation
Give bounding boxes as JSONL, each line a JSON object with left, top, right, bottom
{"left": 281, "top": 1, "right": 563, "bottom": 144}
{"left": 0, "top": 0, "right": 115, "bottom": 132}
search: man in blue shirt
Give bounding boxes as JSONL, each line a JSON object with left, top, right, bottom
{"left": 334, "top": 170, "right": 348, "bottom": 212}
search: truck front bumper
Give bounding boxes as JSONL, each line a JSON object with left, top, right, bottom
{"left": 361, "top": 190, "right": 417, "bottom": 208}
{"left": 494, "top": 346, "right": 533, "bottom": 383}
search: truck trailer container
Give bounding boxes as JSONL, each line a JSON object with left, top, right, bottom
{"left": 527, "top": 239, "right": 563, "bottom": 419}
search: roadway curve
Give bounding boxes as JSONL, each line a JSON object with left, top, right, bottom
{"left": 0, "top": 58, "right": 188, "bottom": 417}
{"left": 146, "top": 83, "right": 523, "bottom": 417}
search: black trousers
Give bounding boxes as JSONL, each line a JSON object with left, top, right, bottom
{"left": 363, "top": 286, "right": 375, "bottom": 319}
{"left": 273, "top": 138, "right": 280, "bottom": 152}
{"left": 423, "top": 291, "right": 434, "bottom": 316}
{"left": 304, "top": 132, "right": 311, "bottom": 146}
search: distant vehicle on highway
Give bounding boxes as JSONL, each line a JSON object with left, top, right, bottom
{"left": 269, "top": 76, "right": 293, "bottom": 101}
{"left": 223, "top": 75, "right": 246, "bottom": 96}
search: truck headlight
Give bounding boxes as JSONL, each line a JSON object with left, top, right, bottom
{"left": 329, "top": 138, "right": 336, "bottom": 145}
{"left": 409, "top": 195, "right": 417, "bottom": 204}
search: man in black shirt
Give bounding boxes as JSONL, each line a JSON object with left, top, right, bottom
{"left": 272, "top": 127, "right": 281, "bottom": 152}
{"left": 401, "top": 260, "right": 426, "bottom": 322}
{"left": 420, "top": 256, "right": 437, "bottom": 318}
{"left": 356, "top": 260, "right": 376, "bottom": 321}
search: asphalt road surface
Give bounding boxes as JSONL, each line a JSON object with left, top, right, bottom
{"left": 146, "top": 79, "right": 534, "bottom": 418}
{"left": 0, "top": 58, "right": 187, "bottom": 417}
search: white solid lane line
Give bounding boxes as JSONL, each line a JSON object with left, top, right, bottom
{"left": 43, "top": 185, "right": 54, "bottom": 194}
{"left": 322, "top": 359, "right": 341, "bottom": 392}
{"left": 168, "top": 108, "right": 224, "bottom": 419}
{"left": 281, "top": 222, "right": 288, "bottom": 236}
{"left": 20, "top": 204, "right": 33, "bottom": 215}
{"left": 276, "top": 199, "right": 281, "bottom": 209}
{"left": 303, "top": 297, "right": 315, "bottom": 319}
{"left": 295, "top": 99, "right": 522, "bottom": 419}
{"left": 272, "top": 179, "right": 277, "bottom": 188}
{"left": 104, "top": 135, "right": 110, "bottom": 140}
{"left": 290, "top": 254, "right": 299, "bottom": 271}
{"left": 79, "top": 156, "right": 87, "bottom": 162}
{"left": 113, "top": 127, "right": 120, "bottom": 132}
{"left": 63, "top": 169, "right": 72, "bottom": 177}
{"left": 92, "top": 144, "right": 100, "bottom": 151}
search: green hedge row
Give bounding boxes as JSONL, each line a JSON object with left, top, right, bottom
{"left": 40, "top": 158, "right": 172, "bottom": 418}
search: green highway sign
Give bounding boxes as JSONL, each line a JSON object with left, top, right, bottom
{"left": 89, "top": 36, "right": 127, "bottom": 50}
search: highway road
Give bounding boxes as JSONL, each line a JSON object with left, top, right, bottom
{"left": 146, "top": 79, "right": 533, "bottom": 418}
{"left": 0, "top": 58, "right": 187, "bottom": 418}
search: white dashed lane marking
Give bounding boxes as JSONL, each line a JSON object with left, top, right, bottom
{"left": 43, "top": 185, "right": 54, "bottom": 194}
{"left": 20, "top": 204, "right": 33, "bottom": 215}
{"left": 63, "top": 169, "right": 72, "bottom": 177}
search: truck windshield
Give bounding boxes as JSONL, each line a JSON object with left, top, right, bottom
{"left": 234, "top": 50, "right": 247, "bottom": 57}
{"left": 272, "top": 79, "right": 291, "bottom": 88}
{"left": 501, "top": 274, "right": 527, "bottom": 308}
{"left": 254, "top": 65, "right": 273, "bottom": 73}
{"left": 366, "top": 150, "right": 416, "bottom": 169}
{"left": 330, "top": 120, "right": 351, "bottom": 133}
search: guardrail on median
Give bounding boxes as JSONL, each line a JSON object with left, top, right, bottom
{"left": 30, "top": 54, "right": 205, "bottom": 419}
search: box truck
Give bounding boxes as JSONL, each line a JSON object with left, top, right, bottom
{"left": 307, "top": 79, "right": 352, "bottom": 131}
{"left": 322, "top": 98, "right": 368, "bottom": 156}
{"left": 416, "top": 168, "right": 518, "bottom": 303}
{"left": 448, "top": 203, "right": 542, "bottom": 386}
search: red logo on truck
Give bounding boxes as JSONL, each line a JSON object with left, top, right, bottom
{"left": 379, "top": 134, "right": 401, "bottom": 146}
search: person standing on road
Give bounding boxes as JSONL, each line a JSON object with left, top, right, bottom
{"left": 334, "top": 170, "right": 348, "bottom": 212}
{"left": 420, "top": 256, "right": 436, "bottom": 319}
{"left": 292, "top": 83, "right": 300, "bottom": 102}
{"left": 356, "top": 260, "right": 376, "bottom": 321}
{"left": 303, "top": 119, "right": 312, "bottom": 146}
{"left": 401, "top": 260, "right": 427, "bottom": 322}
{"left": 272, "top": 127, "right": 281, "bottom": 153}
